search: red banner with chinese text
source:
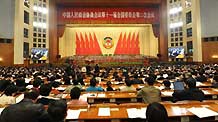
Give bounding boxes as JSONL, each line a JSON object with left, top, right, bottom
{"left": 58, "top": 7, "right": 159, "bottom": 24}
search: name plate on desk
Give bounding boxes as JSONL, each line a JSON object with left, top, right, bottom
{"left": 88, "top": 98, "right": 94, "bottom": 103}
{"left": 212, "top": 95, "right": 218, "bottom": 99}
{"left": 110, "top": 98, "right": 116, "bottom": 103}
{"left": 131, "top": 98, "right": 137, "bottom": 102}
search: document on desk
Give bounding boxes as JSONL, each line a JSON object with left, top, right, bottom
{"left": 97, "top": 93, "right": 106, "bottom": 97}
{"left": 188, "top": 107, "right": 218, "bottom": 118}
{"left": 0, "top": 108, "right": 5, "bottom": 114}
{"left": 196, "top": 82, "right": 203, "bottom": 86}
{"left": 56, "top": 86, "right": 66, "bottom": 91}
{"left": 161, "top": 91, "right": 173, "bottom": 96}
{"left": 138, "top": 85, "right": 144, "bottom": 89}
{"left": 26, "top": 85, "right": 33, "bottom": 89}
{"left": 62, "top": 94, "right": 68, "bottom": 99}
{"left": 66, "top": 109, "right": 81, "bottom": 119}
{"left": 171, "top": 106, "right": 187, "bottom": 115}
{"left": 202, "top": 90, "right": 210, "bottom": 94}
{"left": 16, "top": 94, "right": 24, "bottom": 103}
{"left": 213, "top": 88, "right": 218, "bottom": 92}
{"left": 98, "top": 108, "right": 110, "bottom": 116}
{"left": 127, "top": 108, "right": 147, "bottom": 119}
{"left": 25, "top": 78, "right": 32, "bottom": 83}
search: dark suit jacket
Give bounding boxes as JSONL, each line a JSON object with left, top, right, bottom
{"left": 172, "top": 88, "right": 204, "bottom": 102}
{"left": 106, "top": 86, "right": 114, "bottom": 91}
{"left": 0, "top": 99, "right": 49, "bottom": 122}
{"left": 36, "top": 97, "right": 55, "bottom": 105}
{"left": 195, "top": 76, "right": 207, "bottom": 82}
{"left": 132, "top": 78, "right": 143, "bottom": 84}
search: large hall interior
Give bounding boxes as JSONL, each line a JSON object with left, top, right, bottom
{"left": 0, "top": 0, "right": 218, "bottom": 122}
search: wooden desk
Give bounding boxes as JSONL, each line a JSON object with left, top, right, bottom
{"left": 61, "top": 88, "right": 218, "bottom": 104}
{"left": 56, "top": 81, "right": 212, "bottom": 93}
{"left": 66, "top": 101, "right": 218, "bottom": 122}
{"left": 62, "top": 91, "right": 138, "bottom": 104}
{"left": 161, "top": 88, "right": 218, "bottom": 99}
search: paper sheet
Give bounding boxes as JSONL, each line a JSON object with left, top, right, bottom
{"left": 98, "top": 108, "right": 110, "bottom": 116}
{"left": 0, "top": 108, "right": 5, "bottom": 114}
{"left": 196, "top": 82, "right": 203, "bottom": 86}
{"left": 213, "top": 89, "right": 218, "bottom": 92}
{"left": 188, "top": 107, "right": 218, "bottom": 118}
{"left": 171, "top": 106, "right": 187, "bottom": 115}
{"left": 202, "top": 90, "right": 210, "bottom": 94}
{"left": 62, "top": 94, "right": 68, "bottom": 99}
{"left": 16, "top": 94, "right": 24, "bottom": 103}
{"left": 55, "top": 79, "right": 61, "bottom": 82}
{"left": 97, "top": 93, "right": 106, "bottom": 97}
{"left": 26, "top": 85, "right": 33, "bottom": 89}
{"left": 127, "top": 108, "right": 147, "bottom": 119}
{"left": 119, "top": 86, "right": 125, "bottom": 89}
{"left": 25, "top": 78, "right": 32, "bottom": 83}
{"left": 161, "top": 91, "right": 173, "bottom": 96}
{"left": 56, "top": 87, "right": 66, "bottom": 91}
{"left": 138, "top": 85, "right": 144, "bottom": 89}
{"left": 66, "top": 110, "right": 81, "bottom": 119}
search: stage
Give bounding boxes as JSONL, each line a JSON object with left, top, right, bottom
{"left": 63, "top": 55, "right": 157, "bottom": 66}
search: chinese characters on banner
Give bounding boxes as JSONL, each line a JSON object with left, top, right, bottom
{"left": 58, "top": 8, "right": 159, "bottom": 23}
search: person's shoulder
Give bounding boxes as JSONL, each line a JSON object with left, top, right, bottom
{"left": 173, "top": 90, "right": 187, "bottom": 96}
{"left": 86, "top": 86, "right": 93, "bottom": 90}
{"left": 140, "top": 86, "right": 149, "bottom": 90}
{"left": 97, "top": 86, "right": 104, "bottom": 91}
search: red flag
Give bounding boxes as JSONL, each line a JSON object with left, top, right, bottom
{"left": 76, "top": 32, "right": 80, "bottom": 55}
{"left": 89, "top": 33, "right": 94, "bottom": 55}
{"left": 126, "top": 32, "right": 131, "bottom": 54}
{"left": 114, "top": 32, "right": 122, "bottom": 55}
{"left": 93, "top": 33, "right": 102, "bottom": 55}
{"left": 121, "top": 32, "right": 127, "bottom": 54}
{"left": 130, "top": 32, "right": 135, "bottom": 55}
{"left": 80, "top": 32, "right": 85, "bottom": 55}
{"left": 85, "top": 33, "right": 90, "bottom": 55}
{"left": 135, "top": 32, "right": 140, "bottom": 54}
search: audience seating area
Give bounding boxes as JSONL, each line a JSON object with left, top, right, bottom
{"left": 0, "top": 63, "right": 218, "bottom": 122}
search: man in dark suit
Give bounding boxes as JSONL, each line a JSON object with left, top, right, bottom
{"left": 195, "top": 72, "right": 207, "bottom": 82}
{"left": 131, "top": 73, "right": 143, "bottom": 84}
{"left": 36, "top": 84, "right": 56, "bottom": 105}
{"left": 86, "top": 63, "right": 91, "bottom": 75}
{"left": 172, "top": 78, "right": 204, "bottom": 102}
{"left": 0, "top": 90, "right": 49, "bottom": 122}
{"left": 94, "top": 64, "right": 100, "bottom": 73}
